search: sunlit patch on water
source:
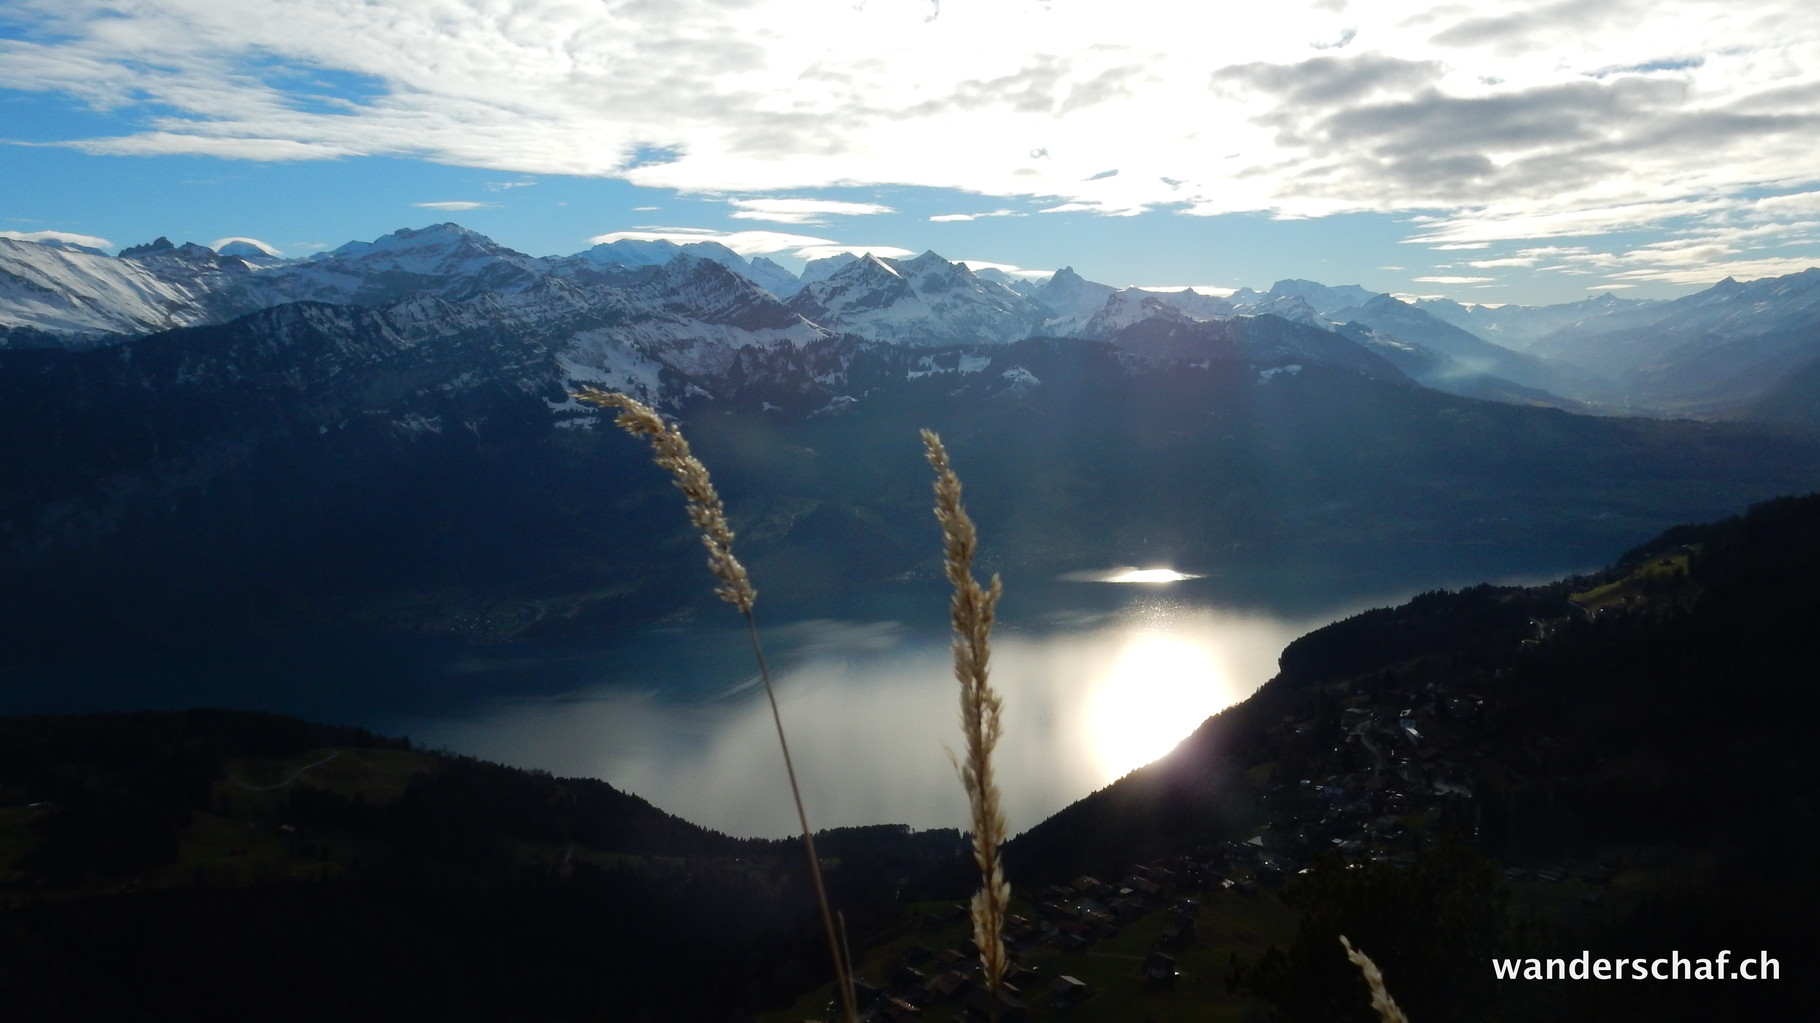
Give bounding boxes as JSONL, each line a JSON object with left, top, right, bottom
{"left": 401, "top": 601, "right": 1307, "bottom": 838}
{"left": 1086, "top": 629, "right": 1225, "bottom": 779}
{"left": 1057, "top": 566, "right": 1206, "bottom": 584}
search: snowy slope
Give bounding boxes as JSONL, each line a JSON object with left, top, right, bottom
{"left": 573, "top": 238, "right": 802, "bottom": 298}
{"left": 786, "top": 251, "right": 1047, "bottom": 347}
{"left": 0, "top": 237, "right": 251, "bottom": 343}
{"left": 1075, "top": 286, "right": 1235, "bottom": 338}
{"left": 554, "top": 255, "right": 831, "bottom": 399}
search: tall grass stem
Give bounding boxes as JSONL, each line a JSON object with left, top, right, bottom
{"left": 1341, "top": 935, "right": 1412, "bottom": 1023}
{"left": 575, "top": 387, "right": 856, "bottom": 1023}
{"left": 922, "top": 428, "right": 1010, "bottom": 1018}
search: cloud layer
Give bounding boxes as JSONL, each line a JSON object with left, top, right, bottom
{"left": 4, "top": 0, "right": 1817, "bottom": 286}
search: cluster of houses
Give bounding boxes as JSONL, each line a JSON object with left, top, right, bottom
{"left": 1241, "top": 674, "right": 1495, "bottom": 878}
{"left": 814, "top": 859, "right": 1217, "bottom": 1021}
{"left": 806, "top": 594, "right": 1638, "bottom": 1021}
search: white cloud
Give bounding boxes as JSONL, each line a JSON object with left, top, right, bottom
{"left": 5, "top": 0, "right": 1819, "bottom": 290}
{"left": 1413, "top": 275, "right": 1495, "bottom": 284}
{"left": 1129, "top": 283, "right": 1239, "bottom": 296}
{"left": 930, "top": 209, "right": 1023, "bottom": 222}
{"left": 587, "top": 226, "right": 913, "bottom": 261}
{"left": 208, "top": 235, "right": 282, "bottom": 255}
{"left": 55, "top": 132, "right": 359, "bottom": 162}
{"left": 956, "top": 259, "right": 1051, "bottom": 280}
{"left": 0, "top": 228, "right": 112, "bottom": 250}
{"left": 726, "top": 198, "right": 895, "bottom": 225}
{"left": 1039, "top": 201, "right": 1146, "bottom": 217}
{"left": 1404, "top": 198, "right": 1739, "bottom": 247}
{"left": 413, "top": 201, "right": 500, "bottom": 211}
{"left": 794, "top": 243, "right": 919, "bottom": 262}
{"left": 1603, "top": 255, "right": 1820, "bottom": 285}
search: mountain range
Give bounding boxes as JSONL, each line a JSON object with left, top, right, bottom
{"left": 8, "top": 224, "right": 1820, "bottom": 419}
{"left": 3, "top": 225, "right": 1819, "bottom": 666}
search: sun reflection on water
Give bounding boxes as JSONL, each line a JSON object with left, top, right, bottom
{"left": 401, "top": 599, "right": 1305, "bottom": 838}
{"left": 1087, "top": 629, "right": 1225, "bottom": 779}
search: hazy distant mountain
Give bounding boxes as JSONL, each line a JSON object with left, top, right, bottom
{"left": 797, "top": 252, "right": 859, "bottom": 287}
{"left": 1105, "top": 311, "right": 1408, "bottom": 382}
{"left": 1029, "top": 266, "right": 1117, "bottom": 331}
{"left": 967, "top": 265, "right": 1044, "bottom": 296}
{"left": 1327, "top": 293, "right": 1618, "bottom": 406}
{"left": 1069, "top": 285, "right": 1236, "bottom": 338}
{"left": 1748, "top": 351, "right": 1820, "bottom": 427}
{"left": 1230, "top": 279, "right": 1379, "bottom": 315}
{"left": 1516, "top": 268, "right": 1820, "bottom": 415}
{"left": 1416, "top": 291, "right": 1659, "bottom": 349}
{"left": 571, "top": 236, "right": 801, "bottom": 297}
{"left": 1218, "top": 281, "right": 1613, "bottom": 408}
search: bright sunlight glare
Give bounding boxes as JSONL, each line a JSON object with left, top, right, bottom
{"left": 1059, "top": 566, "right": 1206, "bottom": 583}
{"left": 1106, "top": 568, "right": 1202, "bottom": 583}
{"left": 1087, "top": 630, "right": 1227, "bottom": 779}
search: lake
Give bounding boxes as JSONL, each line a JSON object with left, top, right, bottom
{"left": 1, "top": 561, "right": 1570, "bottom": 839}
{"left": 393, "top": 579, "right": 1331, "bottom": 838}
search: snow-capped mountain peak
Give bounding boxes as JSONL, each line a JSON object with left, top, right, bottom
{"left": 573, "top": 238, "right": 802, "bottom": 297}
{"left": 0, "top": 236, "right": 248, "bottom": 343}
{"left": 319, "top": 224, "right": 542, "bottom": 279}
{"left": 784, "top": 250, "right": 1046, "bottom": 346}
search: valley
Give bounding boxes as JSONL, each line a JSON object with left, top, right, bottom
{"left": 2, "top": 224, "right": 1818, "bottom": 1021}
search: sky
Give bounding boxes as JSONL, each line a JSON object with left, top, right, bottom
{"left": 3, "top": 0, "right": 1818, "bottom": 307}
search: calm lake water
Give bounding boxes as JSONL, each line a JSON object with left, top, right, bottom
{"left": 395, "top": 583, "right": 1327, "bottom": 838}
{"left": 3, "top": 561, "right": 1566, "bottom": 838}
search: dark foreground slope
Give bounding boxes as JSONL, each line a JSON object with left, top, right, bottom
{"left": 0, "top": 710, "right": 963, "bottom": 1022}
{"left": 1005, "top": 492, "right": 1820, "bottom": 1021}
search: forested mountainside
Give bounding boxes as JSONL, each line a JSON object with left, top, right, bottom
{"left": 9, "top": 321, "right": 1820, "bottom": 669}
{"left": 1000, "top": 492, "right": 1820, "bottom": 1021}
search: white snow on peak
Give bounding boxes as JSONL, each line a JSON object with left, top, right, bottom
{"left": 316, "top": 224, "right": 543, "bottom": 280}
{"left": 572, "top": 238, "right": 803, "bottom": 298}
{"left": 855, "top": 253, "right": 904, "bottom": 278}
{"left": 785, "top": 250, "right": 1047, "bottom": 347}
{"left": 0, "top": 236, "right": 233, "bottom": 341}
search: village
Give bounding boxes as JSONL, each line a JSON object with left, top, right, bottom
{"left": 786, "top": 582, "right": 1659, "bottom": 1022}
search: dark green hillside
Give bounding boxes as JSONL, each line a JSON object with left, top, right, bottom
{"left": 0, "top": 710, "right": 966, "bottom": 1021}
{"left": 1000, "top": 492, "right": 1820, "bottom": 1021}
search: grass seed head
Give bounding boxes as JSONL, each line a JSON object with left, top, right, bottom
{"left": 922, "top": 428, "right": 1010, "bottom": 1004}
{"left": 574, "top": 387, "right": 755, "bottom": 613}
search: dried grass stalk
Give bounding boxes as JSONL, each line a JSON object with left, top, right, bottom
{"left": 1340, "top": 935, "right": 1412, "bottom": 1023}
{"left": 573, "top": 387, "right": 754, "bottom": 612}
{"left": 922, "top": 428, "right": 1011, "bottom": 1011}
{"left": 575, "top": 386, "right": 855, "bottom": 1023}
